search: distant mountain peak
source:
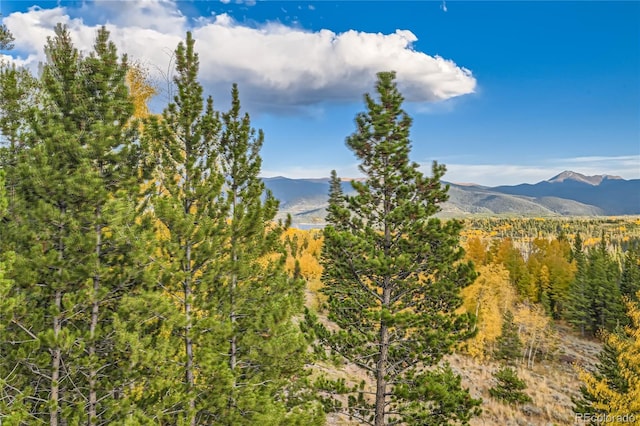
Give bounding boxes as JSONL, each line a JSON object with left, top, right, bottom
{"left": 547, "top": 170, "right": 623, "bottom": 185}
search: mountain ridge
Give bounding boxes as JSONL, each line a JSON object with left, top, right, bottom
{"left": 262, "top": 172, "right": 640, "bottom": 225}
{"left": 546, "top": 170, "right": 623, "bottom": 185}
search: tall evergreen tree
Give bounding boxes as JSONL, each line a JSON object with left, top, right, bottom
{"left": 214, "top": 84, "right": 323, "bottom": 425}
{"left": 0, "top": 171, "right": 32, "bottom": 423}
{"left": 313, "top": 72, "right": 480, "bottom": 425}
{"left": 588, "top": 237, "right": 624, "bottom": 335}
{"left": 620, "top": 245, "right": 640, "bottom": 301}
{"left": 565, "top": 234, "right": 591, "bottom": 337}
{"left": 566, "top": 234, "right": 625, "bottom": 337}
{"left": 0, "top": 24, "right": 149, "bottom": 424}
{"left": 74, "top": 27, "right": 149, "bottom": 424}
{"left": 326, "top": 169, "right": 348, "bottom": 228}
{"left": 573, "top": 330, "right": 629, "bottom": 422}
{"left": 0, "top": 63, "right": 37, "bottom": 169}
{"left": 575, "top": 298, "right": 640, "bottom": 422}
{"left": 493, "top": 310, "right": 523, "bottom": 365}
{"left": 0, "top": 25, "right": 87, "bottom": 425}
{"left": 142, "top": 31, "right": 227, "bottom": 425}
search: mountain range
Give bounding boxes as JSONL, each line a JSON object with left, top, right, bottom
{"left": 263, "top": 171, "right": 640, "bottom": 226}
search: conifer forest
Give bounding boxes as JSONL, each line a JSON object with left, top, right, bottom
{"left": 1, "top": 26, "right": 639, "bottom": 425}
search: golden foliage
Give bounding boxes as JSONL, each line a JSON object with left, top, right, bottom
{"left": 283, "top": 228, "right": 324, "bottom": 281}
{"left": 458, "top": 262, "right": 557, "bottom": 365}
{"left": 126, "top": 62, "right": 156, "bottom": 120}
{"left": 465, "top": 236, "right": 488, "bottom": 266}
{"left": 513, "top": 302, "right": 557, "bottom": 368}
{"left": 459, "top": 264, "right": 517, "bottom": 360}
{"left": 577, "top": 297, "right": 640, "bottom": 423}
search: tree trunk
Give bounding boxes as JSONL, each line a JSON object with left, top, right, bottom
{"left": 88, "top": 211, "right": 101, "bottom": 425}
{"left": 185, "top": 242, "right": 196, "bottom": 426}
{"left": 228, "top": 186, "right": 238, "bottom": 420}
{"left": 51, "top": 290, "right": 62, "bottom": 426}
{"left": 51, "top": 208, "right": 65, "bottom": 426}
{"left": 375, "top": 284, "right": 391, "bottom": 426}
{"left": 527, "top": 330, "right": 537, "bottom": 369}
{"left": 375, "top": 171, "right": 392, "bottom": 426}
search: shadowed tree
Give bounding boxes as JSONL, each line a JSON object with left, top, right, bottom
{"left": 620, "top": 245, "right": 640, "bottom": 301}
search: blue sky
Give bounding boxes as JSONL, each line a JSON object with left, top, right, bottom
{"left": 1, "top": 0, "right": 639, "bottom": 185}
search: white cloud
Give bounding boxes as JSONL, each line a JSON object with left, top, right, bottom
{"left": 2, "top": 2, "right": 476, "bottom": 113}
{"left": 90, "top": 0, "right": 187, "bottom": 33}
{"left": 438, "top": 164, "right": 563, "bottom": 187}
{"left": 559, "top": 155, "right": 639, "bottom": 168}
{"left": 2, "top": 4, "right": 185, "bottom": 67}
{"left": 261, "top": 163, "right": 361, "bottom": 180}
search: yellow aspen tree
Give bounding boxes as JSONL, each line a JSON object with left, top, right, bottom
{"left": 465, "top": 236, "right": 488, "bottom": 266}
{"left": 126, "top": 62, "right": 156, "bottom": 120}
{"left": 459, "top": 264, "right": 517, "bottom": 359}
{"left": 513, "top": 302, "right": 557, "bottom": 368}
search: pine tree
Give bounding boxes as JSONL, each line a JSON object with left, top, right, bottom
{"left": 314, "top": 72, "right": 480, "bottom": 425}
{"left": 565, "top": 233, "right": 591, "bottom": 337}
{"left": 326, "top": 169, "right": 348, "bottom": 228}
{"left": 620, "top": 245, "right": 640, "bottom": 301}
{"left": 489, "top": 366, "right": 532, "bottom": 405}
{"left": 573, "top": 331, "right": 629, "bottom": 421}
{"left": 588, "top": 237, "right": 624, "bottom": 335}
{"left": 214, "top": 84, "right": 323, "bottom": 425}
{"left": 576, "top": 298, "right": 640, "bottom": 422}
{"left": 74, "top": 27, "right": 150, "bottom": 424}
{"left": 566, "top": 234, "right": 625, "bottom": 337}
{"left": 0, "top": 171, "right": 32, "bottom": 423}
{"left": 0, "top": 24, "right": 148, "bottom": 424}
{"left": 0, "top": 28, "right": 80, "bottom": 424}
{"left": 143, "top": 31, "right": 227, "bottom": 425}
{"left": 493, "top": 310, "right": 523, "bottom": 365}
{"left": 0, "top": 16, "right": 14, "bottom": 51}
{"left": 0, "top": 63, "right": 37, "bottom": 172}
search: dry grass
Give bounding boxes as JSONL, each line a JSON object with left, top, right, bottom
{"left": 450, "top": 352, "right": 583, "bottom": 426}
{"left": 443, "top": 323, "right": 600, "bottom": 426}
{"left": 303, "top": 274, "right": 603, "bottom": 425}
{"left": 305, "top": 278, "right": 328, "bottom": 313}
{"left": 309, "top": 313, "right": 601, "bottom": 425}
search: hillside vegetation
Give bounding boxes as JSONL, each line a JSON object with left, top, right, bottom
{"left": 284, "top": 218, "right": 639, "bottom": 425}
{"left": 1, "top": 25, "right": 639, "bottom": 425}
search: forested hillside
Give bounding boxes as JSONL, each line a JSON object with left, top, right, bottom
{"left": 285, "top": 217, "right": 640, "bottom": 425}
{"left": 1, "top": 24, "right": 639, "bottom": 425}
